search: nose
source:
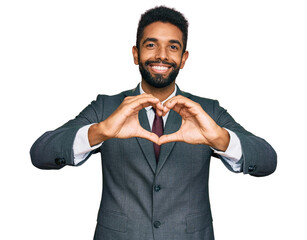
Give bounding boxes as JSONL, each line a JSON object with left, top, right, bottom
{"left": 155, "top": 47, "right": 168, "bottom": 61}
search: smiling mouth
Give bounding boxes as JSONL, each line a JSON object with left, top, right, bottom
{"left": 150, "top": 65, "right": 171, "bottom": 74}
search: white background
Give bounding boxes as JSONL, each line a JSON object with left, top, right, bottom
{"left": 1, "top": 0, "right": 306, "bottom": 239}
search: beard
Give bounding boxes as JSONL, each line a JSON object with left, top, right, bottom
{"left": 138, "top": 59, "right": 180, "bottom": 88}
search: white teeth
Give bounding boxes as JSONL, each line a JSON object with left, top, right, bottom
{"left": 152, "top": 66, "right": 168, "bottom": 71}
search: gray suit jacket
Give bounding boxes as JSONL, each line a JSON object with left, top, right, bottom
{"left": 30, "top": 85, "right": 277, "bottom": 240}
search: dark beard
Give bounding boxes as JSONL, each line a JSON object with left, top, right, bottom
{"left": 138, "top": 60, "right": 180, "bottom": 88}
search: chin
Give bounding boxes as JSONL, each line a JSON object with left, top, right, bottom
{"left": 145, "top": 77, "right": 174, "bottom": 88}
{"left": 139, "top": 64, "right": 179, "bottom": 89}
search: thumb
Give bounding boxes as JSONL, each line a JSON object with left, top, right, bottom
{"left": 137, "top": 128, "right": 159, "bottom": 144}
{"left": 158, "top": 132, "right": 182, "bottom": 145}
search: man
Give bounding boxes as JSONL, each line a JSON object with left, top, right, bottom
{"left": 30, "top": 6, "right": 277, "bottom": 240}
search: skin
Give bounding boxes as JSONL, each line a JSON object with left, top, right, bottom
{"left": 133, "top": 22, "right": 188, "bottom": 101}
{"left": 89, "top": 21, "right": 230, "bottom": 151}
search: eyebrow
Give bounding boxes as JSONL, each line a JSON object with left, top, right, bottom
{"left": 142, "top": 38, "right": 182, "bottom": 49}
{"left": 169, "top": 40, "right": 182, "bottom": 49}
{"left": 142, "top": 38, "right": 158, "bottom": 45}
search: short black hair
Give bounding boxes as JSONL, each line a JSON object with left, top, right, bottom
{"left": 136, "top": 6, "right": 189, "bottom": 53}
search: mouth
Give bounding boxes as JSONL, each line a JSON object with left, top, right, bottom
{"left": 149, "top": 64, "right": 172, "bottom": 74}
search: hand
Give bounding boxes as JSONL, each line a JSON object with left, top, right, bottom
{"left": 158, "top": 95, "right": 230, "bottom": 151}
{"left": 89, "top": 94, "right": 166, "bottom": 146}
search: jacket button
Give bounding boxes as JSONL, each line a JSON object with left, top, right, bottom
{"left": 55, "top": 158, "right": 66, "bottom": 165}
{"left": 153, "top": 221, "right": 161, "bottom": 228}
{"left": 154, "top": 185, "right": 161, "bottom": 192}
{"left": 248, "top": 165, "right": 256, "bottom": 172}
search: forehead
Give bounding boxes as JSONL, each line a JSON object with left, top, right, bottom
{"left": 141, "top": 21, "right": 183, "bottom": 44}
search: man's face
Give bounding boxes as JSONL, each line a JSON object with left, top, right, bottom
{"left": 133, "top": 22, "right": 189, "bottom": 88}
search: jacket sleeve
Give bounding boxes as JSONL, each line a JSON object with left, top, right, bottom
{"left": 30, "top": 95, "right": 104, "bottom": 170}
{"left": 212, "top": 100, "right": 277, "bottom": 177}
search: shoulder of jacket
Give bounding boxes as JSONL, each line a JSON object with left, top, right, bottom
{"left": 180, "top": 91, "right": 218, "bottom": 105}
{"left": 95, "top": 88, "right": 135, "bottom": 102}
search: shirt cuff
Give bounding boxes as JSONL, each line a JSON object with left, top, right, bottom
{"left": 211, "top": 128, "right": 242, "bottom": 162}
{"left": 73, "top": 124, "right": 103, "bottom": 165}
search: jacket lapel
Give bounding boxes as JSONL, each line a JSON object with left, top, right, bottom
{"left": 155, "top": 108, "right": 182, "bottom": 175}
{"left": 137, "top": 109, "right": 157, "bottom": 173}
{"left": 155, "top": 86, "right": 184, "bottom": 176}
{"left": 125, "top": 84, "right": 157, "bottom": 173}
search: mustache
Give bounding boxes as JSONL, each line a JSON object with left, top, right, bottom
{"left": 145, "top": 60, "right": 177, "bottom": 68}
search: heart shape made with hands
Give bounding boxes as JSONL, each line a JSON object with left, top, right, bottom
{"left": 100, "top": 94, "right": 228, "bottom": 151}
{"left": 146, "top": 96, "right": 211, "bottom": 146}
{"left": 133, "top": 95, "right": 223, "bottom": 147}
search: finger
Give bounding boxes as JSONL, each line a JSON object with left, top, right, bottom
{"left": 122, "top": 95, "right": 159, "bottom": 113}
{"left": 124, "top": 94, "right": 166, "bottom": 114}
{"left": 164, "top": 96, "right": 195, "bottom": 109}
{"left": 163, "top": 95, "right": 184, "bottom": 107}
{"left": 161, "top": 105, "right": 170, "bottom": 116}
{"left": 130, "top": 97, "right": 161, "bottom": 112}
{"left": 124, "top": 93, "right": 156, "bottom": 103}
{"left": 164, "top": 97, "right": 201, "bottom": 117}
{"left": 153, "top": 102, "right": 169, "bottom": 117}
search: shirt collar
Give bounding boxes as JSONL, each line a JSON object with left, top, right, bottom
{"left": 139, "top": 82, "right": 177, "bottom": 112}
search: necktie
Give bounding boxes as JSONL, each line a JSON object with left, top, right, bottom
{"left": 152, "top": 108, "right": 164, "bottom": 162}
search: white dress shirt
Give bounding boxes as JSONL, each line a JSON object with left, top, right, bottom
{"left": 73, "top": 84, "right": 243, "bottom": 171}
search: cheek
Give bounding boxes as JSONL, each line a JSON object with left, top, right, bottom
{"left": 140, "top": 51, "right": 153, "bottom": 61}
{"left": 169, "top": 50, "right": 183, "bottom": 60}
{"left": 174, "top": 56, "right": 184, "bottom": 67}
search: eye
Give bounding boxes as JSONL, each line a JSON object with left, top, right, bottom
{"left": 146, "top": 43, "right": 155, "bottom": 48}
{"left": 170, "top": 45, "right": 179, "bottom": 51}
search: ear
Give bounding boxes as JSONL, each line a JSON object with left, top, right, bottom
{"left": 132, "top": 46, "right": 139, "bottom": 65}
{"left": 180, "top": 51, "right": 189, "bottom": 69}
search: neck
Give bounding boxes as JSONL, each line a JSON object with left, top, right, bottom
{"left": 141, "top": 80, "right": 176, "bottom": 102}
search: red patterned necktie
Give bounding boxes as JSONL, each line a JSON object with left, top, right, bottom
{"left": 152, "top": 108, "right": 164, "bottom": 162}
